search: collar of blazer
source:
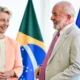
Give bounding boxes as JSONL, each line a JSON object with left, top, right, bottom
{"left": 47, "top": 24, "right": 76, "bottom": 64}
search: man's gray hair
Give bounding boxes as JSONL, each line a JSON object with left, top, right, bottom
{"left": 55, "top": 1, "right": 76, "bottom": 17}
{"left": 0, "top": 6, "right": 12, "bottom": 15}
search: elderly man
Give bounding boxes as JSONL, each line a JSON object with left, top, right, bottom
{"left": 35, "top": 1, "right": 80, "bottom": 80}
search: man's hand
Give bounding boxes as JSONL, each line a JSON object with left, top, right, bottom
{"left": 35, "top": 66, "right": 41, "bottom": 79}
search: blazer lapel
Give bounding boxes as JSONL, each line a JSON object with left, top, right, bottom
{"left": 5, "top": 37, "right": 12, "bottom": 71}
{"left": 47, "top": 34, "right": 67, "bottom": 64}
{"left": 47, "top": 25, "right": 74, "bottom": 64}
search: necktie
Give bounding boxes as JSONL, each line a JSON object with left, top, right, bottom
{"left": 39, "top": 30, "right": 60, "bottom": 80}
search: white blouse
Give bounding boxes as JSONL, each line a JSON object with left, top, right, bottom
{"left": 0, "top": 38, "right": 5, "bottom": 72}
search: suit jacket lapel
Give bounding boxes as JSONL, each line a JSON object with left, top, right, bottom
{"left": 47, "top": 25, "right": 74, "bottom": 64}
{"left": 47, "top": 34, "right": 67, "bottom": 64}
{"left": 5, "top": 37, "right": 12, "bottom": 71}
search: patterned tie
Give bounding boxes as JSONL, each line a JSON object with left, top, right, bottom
{"left": 39, "top": 30, "right": 60, "bottom": 80}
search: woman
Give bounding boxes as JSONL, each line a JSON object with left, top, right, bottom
{"left": 0, "top": 6, "right": 23, "bottom": 80}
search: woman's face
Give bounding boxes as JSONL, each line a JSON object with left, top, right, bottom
{"left": 0, "top": 12, "right": 10, "bottom": 34}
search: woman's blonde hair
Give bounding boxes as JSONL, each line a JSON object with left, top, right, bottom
{"left": 0, "top": 6, "right": 12, "bottom": 15}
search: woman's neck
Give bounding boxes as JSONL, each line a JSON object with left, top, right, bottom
{"left": 0, "top": 34, "right": 5, "bottom": 39}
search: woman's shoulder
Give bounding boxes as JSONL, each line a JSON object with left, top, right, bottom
{"left": 5, "top": 36, "right": 18, "bottom": 44}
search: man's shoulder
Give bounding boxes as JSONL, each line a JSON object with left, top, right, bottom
{"left": 68, "top": 24, "right": 80, "bottom": 39}
{"left": 72, "top": 24, "right": 80, "bottom": 33}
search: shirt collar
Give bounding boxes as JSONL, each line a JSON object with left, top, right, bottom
{"left": 60, "top": 23, "right": 74, "bottom": 36}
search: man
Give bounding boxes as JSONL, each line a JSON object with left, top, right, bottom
{"left": 0, "top": 6, "right": 23, "bottom": 80}
{"left": 35, "top": 1, "right": 80, "bottom": 80}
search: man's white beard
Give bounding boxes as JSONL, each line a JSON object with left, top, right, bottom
{"left": 54, "top": 21, "right": 65, "bottom": 30}
{"left": 54, "top": 24, "right": 60, "bottom": 30}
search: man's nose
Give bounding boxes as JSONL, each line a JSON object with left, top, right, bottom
{"left": 51, "top": 15, "right": 54, "bottom": 20}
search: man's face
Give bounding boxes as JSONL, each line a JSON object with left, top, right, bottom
{"left": 51, "top": 5, "right": 68, "bottom": 30}
{"left": 0, "top": 12, "right": 10, "bottom": 34}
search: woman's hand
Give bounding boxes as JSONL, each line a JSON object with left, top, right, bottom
{"left": 0, "top": 71, "right": 15, "bottom": 80}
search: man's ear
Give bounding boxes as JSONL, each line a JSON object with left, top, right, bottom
{"left": 67, "top": 14, "right": 71, "bottom": 20}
